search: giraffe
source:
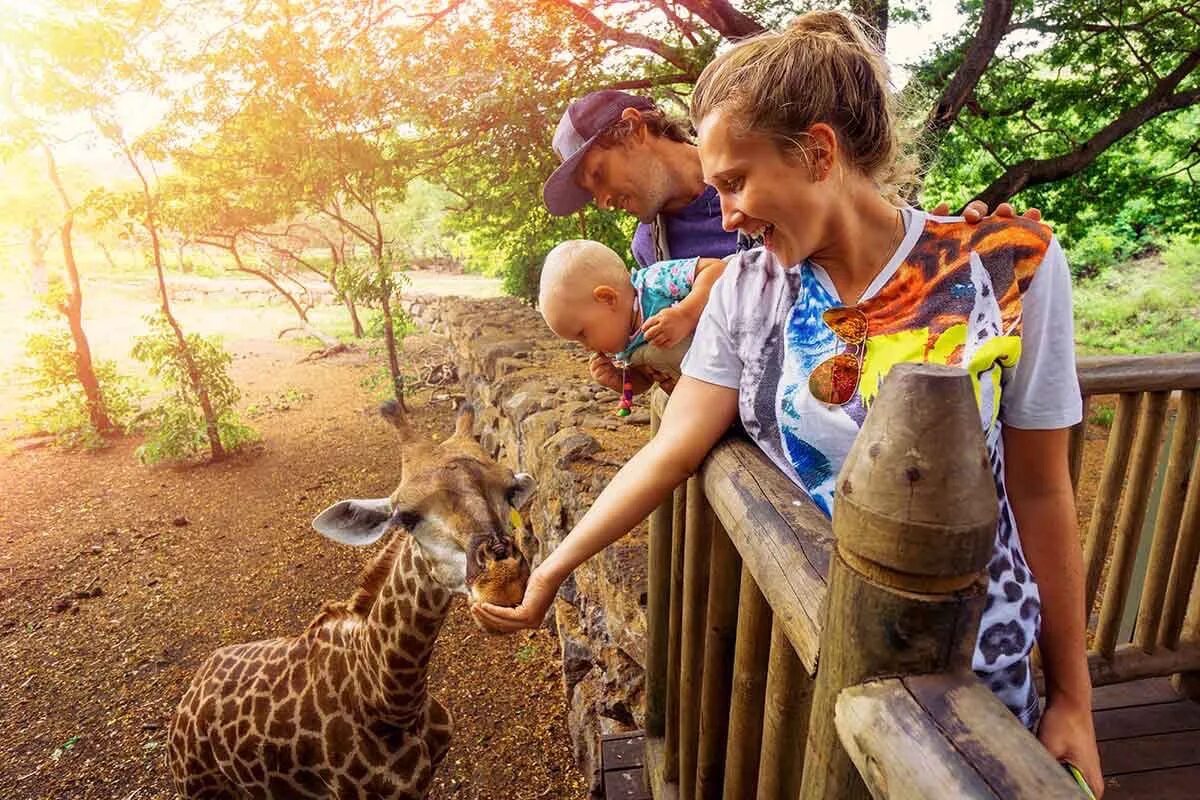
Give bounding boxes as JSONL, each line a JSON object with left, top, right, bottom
{"left": 167, "top": 400, "right": 535, "bottom": 799}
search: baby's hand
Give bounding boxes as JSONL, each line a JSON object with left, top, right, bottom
{"left": 589, "top": 353, "right": 654, "bottom": 395}
{"left": 641, "top": 306, "right": 695, "bottom": 349}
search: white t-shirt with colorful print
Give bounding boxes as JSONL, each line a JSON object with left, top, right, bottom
{"left": 681, "top": 208, "right": 1082, "bottom": 727}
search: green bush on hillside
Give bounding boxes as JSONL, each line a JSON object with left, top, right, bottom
{"left": 1074, "top": 237, "right": 1200, "bottom": 355}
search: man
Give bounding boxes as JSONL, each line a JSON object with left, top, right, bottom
{"left": 543, "top": 90, "right": 747, "bottom": 269}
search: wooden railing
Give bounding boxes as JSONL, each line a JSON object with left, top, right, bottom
{"left": 1072, "top": 354, "right": 1200, "bottom": 687}
{"left": 640, "top": 353, "right": 1200, "bottom": 800}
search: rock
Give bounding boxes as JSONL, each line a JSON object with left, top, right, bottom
{"left": 625, "top": 410, "right": 651, "bottom": 426}
{"left": 89, "top": 545, "right": 102, "bottom": 555}
{"left": 501, "top": 390, "right": 544, "bottom": 425}
{"left": 545, "top": 428, "right": 601, "bottom": 466}
{"left": 51, "top": 598, "right": 72, "bottom": 613}
{"left": 171, "top": 516, "right": 189, "bottom": 527}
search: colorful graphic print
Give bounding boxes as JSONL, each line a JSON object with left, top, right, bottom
{"left": 773, "top": 216, "right": 1053, "bottom": 726}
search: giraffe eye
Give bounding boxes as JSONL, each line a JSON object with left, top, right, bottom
{"left": 396, "top": 510, "right": 421, "bottom": 529}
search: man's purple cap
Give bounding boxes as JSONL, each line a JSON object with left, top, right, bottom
{"left": 542, "top": 90, "right": 657, "bottom": 216}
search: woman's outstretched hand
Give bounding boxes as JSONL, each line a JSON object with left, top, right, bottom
{"left": 931, "top": 200, "right": 1043, "bottom": 223}
{"left": 1038, "top": 699, "right": 1104, "bottom": 797}
{"left": 471, "top": 564, "right": 562, "bottom": 634}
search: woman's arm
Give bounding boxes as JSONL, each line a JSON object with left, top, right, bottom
{"left": 472, "top": 376, "right": 740, "bottom": 632}
{"left": 1003, "top": 425, "right": 1103, "bottom": 797}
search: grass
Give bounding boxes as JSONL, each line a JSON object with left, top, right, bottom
{"left": 1073, "top": 238, "right": 1200, "bottom": 355}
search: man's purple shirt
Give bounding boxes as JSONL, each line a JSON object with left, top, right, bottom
{"left": 631, "top": 185, "right": 740, "bottom": 268}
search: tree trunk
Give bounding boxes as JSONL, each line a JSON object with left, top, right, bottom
{"left": 150, "top": 222, "right": 226, "bottom": 460}
{"left": 228, "top": 241, "right": 309, "bottom": 322}
{"left": 326, "top": 246, "right": 364, "bottom": 338}
{"left": 97, "top": 239, "right": 118, "bottom": 270}
{"left": 919, "top": 0, "right": 1015, "bottom": 176}
{"left": 117, "top": 139, "right": 226, "bottom": 461}
{"left": 42, "top": 142, "right": 114, "bottom": 435}
{"left": 379, "top": 288, "right": 406, "bottom": 411}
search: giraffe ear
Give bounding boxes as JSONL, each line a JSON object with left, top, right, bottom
{"left": 507, "top": 472, "right": 536, "bottom": 512}
{"left": 312, "top": 498, "right": 394, "bottom": 546}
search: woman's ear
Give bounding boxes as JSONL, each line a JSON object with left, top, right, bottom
{"left": 807, "top": 123, "right": 839, "bottom": 182}
{"left": 593, "top": 285, "right": 619, "bottom": 307}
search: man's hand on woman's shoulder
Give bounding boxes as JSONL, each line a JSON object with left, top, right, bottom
{"left": 930, "top": 200, "right": 1043, "bottom": 224}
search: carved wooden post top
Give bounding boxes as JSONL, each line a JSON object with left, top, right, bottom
{"left": 834, "top": 363, "right": 999, "bottom": 591}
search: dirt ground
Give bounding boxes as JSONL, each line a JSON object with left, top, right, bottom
{"left": 0, "top": 277, "right": 588, "bottom": 799}
{"left": 0, "top": 271, "right": 1134, "bottom": 800}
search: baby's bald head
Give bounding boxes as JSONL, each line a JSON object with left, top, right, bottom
{"left": 538, "top": 239, "right": 636, "bottom": 354}
{"left": 539, "top": 240, "right": 630, "bottom": 314}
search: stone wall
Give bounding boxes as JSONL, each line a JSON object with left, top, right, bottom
{"left": 405, "top": 294, "right": 652, "bottom": 796}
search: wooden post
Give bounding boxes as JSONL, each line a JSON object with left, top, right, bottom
{"left": 799, "top": 364, "right": 999, "bottom": 800}
{"left": 679, "top": 476, "right": 712, "bottom": 800}
{"left": 663, "top": 483, "right": 687, "bottom": 782}
{"left": 722, "top": 567, "right": 772, "bottom": 800}
{"left": 1096, "top": 391, "right": 1169, "bottom": 656}
{"left": 1174, "top": 580, "right": 1200, "bottom": 700}
{"left": 1137, "top": 392, "right": 1199, "bottom": 650}
{"left": 1082, "top": 392, "right": 1139, "bottom": 612}
{"left": 756, "top": 620, "right": 812, "bottom": 800}
{"left": 695, "top": 521, "right": 741, "bottom": 799}
{"left": 1160, "top": 423, "right": 1200, "bottom": 649}
{"left": 1068, "top": 396, "right": 1090, "bottom": 494}
{"left": 645, "top": 408, "right": 674, "bottom": 737}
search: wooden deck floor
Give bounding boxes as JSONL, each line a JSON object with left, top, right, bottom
{"left": 1096, "top": 678, "right": 1200, "bottom": 800}
{"left": 604, "top": 678, "right": 1200, "bottom": 799}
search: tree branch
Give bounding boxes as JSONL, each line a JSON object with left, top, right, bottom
{"left": 673, "top": 0, "right": 764, "bottom": 40}
{"left": 600, "top": 73, "right": 695, "bottom": 91}
{"left": 971, "top": 49, "right": 1200, "bottom": 206}
{"left": 546, "top": 0, "right": 696, "bottom": 73}
{"left": 921, "top": 0, "right": 1015, "bottom": 174}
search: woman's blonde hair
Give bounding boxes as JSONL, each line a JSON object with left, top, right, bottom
{"left": 690, "top": 10, "right": 917, "bottom": 199}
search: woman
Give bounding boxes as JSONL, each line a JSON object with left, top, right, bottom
{"left": 476, "top": 10, "right": 1101, "bottom": 795}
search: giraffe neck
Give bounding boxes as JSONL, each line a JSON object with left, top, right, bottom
{"left": 353, "top": 535, "right": 454, "bottom": 727}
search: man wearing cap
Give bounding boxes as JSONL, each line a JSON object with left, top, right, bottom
{"left": 542, "top": 90, "right": 742, "bottom": 269}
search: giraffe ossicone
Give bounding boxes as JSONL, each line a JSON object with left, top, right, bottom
{"left": 168, "top": 400, "right": 535, "bottom": 799}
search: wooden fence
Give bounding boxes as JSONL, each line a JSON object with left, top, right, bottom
{"left": 640, "top": 353, "right": 1200, "bottom": 799}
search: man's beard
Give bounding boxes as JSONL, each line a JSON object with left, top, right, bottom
{"left": 635, "top": 159, "right": 672, "bottom": 223}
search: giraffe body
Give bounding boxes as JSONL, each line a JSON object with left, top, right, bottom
{"left": 169, "top": 402, "right": 533, "bottom": 799}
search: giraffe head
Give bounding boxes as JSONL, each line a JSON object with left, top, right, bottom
{"left": 311, "top": 400, "right": 534, "bottom": 607}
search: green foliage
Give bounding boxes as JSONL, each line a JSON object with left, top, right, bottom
{"left": 131, "top": 313, "right": 257, "bottom": 463}
{"left": 1089, "top": 405, "right": 1115, "bottom": 429}
{"left": 1073, "top": 238, "right": 1200, "bottom": 355}
{"left": 918, "top": 3, "right": 1200, "bottom": 253}
{"left": 18, "top": 307, "right": 142, "bottom": 449}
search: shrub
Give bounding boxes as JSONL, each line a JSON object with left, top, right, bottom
{"left": 1073, "top": 236, "right": 1200, "bottom": 355}
{"left": 131, "top": 312, "right": 257, "bottom": 463}
{"left": 502, "top": 249, "right": 546, "bottom": 307}
{"left": 18, "top": 311, "right": 143, "bottom": 449}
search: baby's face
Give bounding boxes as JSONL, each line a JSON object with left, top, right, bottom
{"left": 543, "top": 287, "right": 632, "bottom": 355}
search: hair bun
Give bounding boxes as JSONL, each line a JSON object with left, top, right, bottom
{"left": 786, "top": 9, "right": 882, "bottom": 51}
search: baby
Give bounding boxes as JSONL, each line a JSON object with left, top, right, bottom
{"left": 538, "top": 240, "right": 727, "bottom": 389}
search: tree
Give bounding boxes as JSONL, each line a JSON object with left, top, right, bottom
{"left": 393, "top": 0, "right": 1200, "bottom": 271}
{"left": 172, "top": 0, "right": 430, "bottom": 404}
{"left": 916, "top": 0, "right": 1200, "bottom": 222}
{"left": 0, "top": 17, "right": 122, "bottom": 437}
